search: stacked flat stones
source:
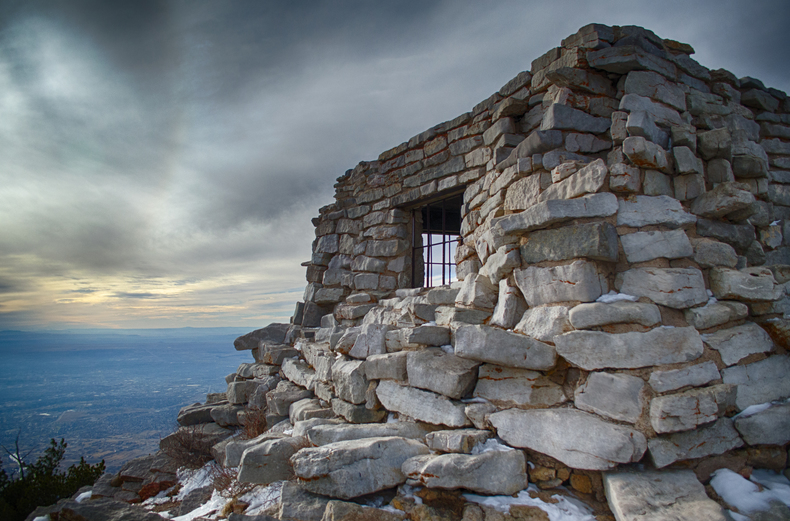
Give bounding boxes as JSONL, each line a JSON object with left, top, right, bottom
{"left": 176, "top": 23, "right": 790, "bottom": 520}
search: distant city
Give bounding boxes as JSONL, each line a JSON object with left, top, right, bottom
{"left": 0, "top": 328, "right": 252, "bottom": 473}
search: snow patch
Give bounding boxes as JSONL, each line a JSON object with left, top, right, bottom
{"left": 710, "top": 468, "right": 790, "bottom": 515}
{"left": 464, "top": 485, "right": 596, "bottom": 521}
{"left": 176, "top": 462, "right": 218, "bottom": 501}
{"left": 596, "top": 291, "right": 638, "bottom": 303}
{"left": 241, "top": 481, "right": 284, "bottom": 515}
{"left": 171, "top": 489, "right": 226, "bottom": 521}
{"left": 440, "top": 344, "right": 455, "bottom": 355}
{"left": 471, "top": 438, "right": 514, "bottom": 455}
{"left": 75, "top": 490, "right": 92, "bottom": 503}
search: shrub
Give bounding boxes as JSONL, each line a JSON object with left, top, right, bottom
{"left": 160, "top": 425, "right": 216, "bottom": 469}
{"left": 0, "top": 436, "right": 105, "bottom": 521}
{"left": 240, "top": 406, "right": 267, "bottom": 440}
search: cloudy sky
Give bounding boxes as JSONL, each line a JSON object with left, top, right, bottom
{"left": 1, "top": 0, "right": 788, "bottom": 330}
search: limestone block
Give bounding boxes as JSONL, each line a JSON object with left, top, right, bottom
{"left": 708, "top": 158, "right": 735, "bottom": 184}
{"left": 742, "top": 88, "right": 780, "bottom": 111}
{"left": 565, "top": 132, "right": 612, "bottom": 153}
{"left": 617, "top": 195, "right": 696, "bottom": 228}
{"left": 709, "top": 267, "right": 782, "bottom": 302}
{"left": 540, "top": 103, "right": 610, "bottom": 134}
{"left": 226, "top": 381, "right": 257, "bottom": 405}
{"left": 690, "top": 182, "right": 755, "bottom": 218}
{"left": 649, "top": 384, "right": 736, "bottom": 433}
{"left": 290, "top": 398, "right": 333, "bottom": 423}
{"left": 760, "top": 223, "right": 783, "bottom": 250}
{"left": 733, "top": 402, "right": 790, "bottom": 446}
{"left": 464, "top": 402, "right": 497, "bottom": 431}
{"left": 623, "top": 136, "right": 670, "bottom": 172}
{"left": 427, "top": 286, "right": 460, "bottom": 305}
{"left": 538, "top": 158, "right": 608, "bottom": 202}
{"left": 604, "top": 470, "right": 728, "bottom": 521}
{"left": 513, "top": 305, "right": 573, "bottom": 343}
{"left": 177, "top": 403, "right": 216, "bottom": 426}
{"left": 721, "top": 355, "right": 790, "bottom": 411}
{"left": 672, "top": 146, "right": 703, "bottom": 175}
{"left": 626, "top": 110, "right": 668, "bottom": 147}
{"left": 364, "top": 352, "right": 408, "bottom": 381}
{"left": 473, "top": 364, "right": 566, "bottom": 409}
{"left": 349, "top": 324, "right": 392, "bottom": 359}
{"left": 331, "top": 398, "right": 386, "bottom": 424}
{"left": 732, "top": 137, "right": 769, "bottom": 178}
{"left": 424, "top": 429, "right": 492, "bottom": 454}
{"left": 306, "top": 422, "right": 433, "bottom": 447}
{"left": 278, "top": 482, "right": 331, "bottom": 521}
{"left": 514, "top": 260, "right": 608, "bottom": 307}
{"left": 210, "top": 403, "right": 244, "bottom": 427}
{"left": 574, "top": 372, "right": 645, "bottom": 424}
{"left": 223, "top": 433, "right": 284, "bottom": 467}
{"left": 649, "top": 361, "right": 721, "bottom": 393}
{"left": 623, "top": 70, "right": 687, "bottom": 111}
{"left": 621, "top": 229, "right": 693, "bottom": 263}
{"left": 407, "top": 349, "right": 480, "bottom": 400}
{"left": 455, "top": 273, "right": 498, "bottom": 311}
{"left": 696, "top": 218, "right": 756, "bottom": 251}
{"left": 282, "top": 359, "right": 317, "bottom": 391}
{"left": 555, "top": 327, "right": 703, "bottom": 370}
{"left": 691, "top": 238, "right": 738, "bottom": 268}
{"left": 434, "top": 306, "right": 492, "bottom": 326}
{"left": 334, "top": 327, "right": 360, "bottom": 355}
{"left": 490, "top": 278, "right": 528, "bottom": 329}
{"left": 618, "top": 93, "right": 683, "bottom": 126}
{"left": 402, "top": 450, "right": 527, "bottom": 496}
{"left": 321, "top": 500, "right": 405, "bottom": 521}
{"left": 234, "top": 323, "right": 290, "bottom": 351}
{"left": 545, "top": 66, "right": 617, "bottom": 97}
{"left": 490, "top": 408, "right": 646, "bottom": 471}
{"left": 454, "top": 325, "right": 557, "bottom": 371}
{"left": 332, "top": 359, "right": 369, "bottom": 405}
{"left": 504, "top": 174, "right": 541, "bottom": 211}
{"left": 618, "top": 267, "right": 707, "bottom": 309}
{"left": 479, "top": 246, "right": 520, "bottom": 285}
{"left": 648, "top": 418, "right": 744, "bottom": 468}
{"left": 267, "top": 381, "right": 313, "bottom": 417}
{"left": 611, "top": 111, "right": 628, "bottom": 144}
{"left": 671, "top": 124, "right": 697, "bottom": 150}
{"left": 238, "top": 436, "right": 305, "bottom": 485}
{"left": 291, "top": 436, "right": 430, "bottom": 499}
{"left": 698, "top": 127, "right": 732, "bottom": 160}
{"left": 702, "top": 322, "right": 774, "bottom": 366}
{"left": 492, "top": 192, "right": 618, "bottom": 236}
{"left": 375, "top": 380, "right": 471, "bottom": 427}
{"left": 519, "top": 222, "right": 618, "bottom": 264}
{"left": 569, "top": 301, "right": 661, "bottom": 329}
{"left": 674, "top": 173, "right": 706, "bottom": 201}
{"left": 609, "top": 162, "right": 641, "bottom": 193}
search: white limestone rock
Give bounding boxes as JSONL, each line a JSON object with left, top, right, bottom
{"left": 424, "top": 429, "right": 492, "bottom": 454}
{"left": 490, "top": 408, "right": 646, "bottom": 470}
{"left": 348, "top": 324, "right": 391, "bottom": 359}
{"left": 306, "top": 422, "right": 434, "bottom": 447}
{"left": 691, "top": 238, "right": 739, "bottom": 268}
{"left": 375, "top": 380, "right": 471, "bottom": 427}
{"left": 683, "top": 301, "right": 748, "bottom": 330}
{"left": 473, "top": 364, "right": 566, "bottom": 409}
{"left": 365, "top": 352, "right": 408, "bottom": 381}
{"left": 402, "top": 450, "right": 527, "bottom": 496}
{"left": 733, "top": 402, "right": 790, "bottom": 446}
{"left": 489, "top": 278, "right": 528, "bottom": 329}
{"left": 690, "top": 182, "right": 755, "bottom": 218}
{"left": 709, "top": 267, "right": 783, "bottom": 302}
{"left": 622, "top": 136, "right": 670, "bottom": 172}
{"left": 282, "top": 359, "right": 317, "bottom": 391}
{"left": 649, "top": 384, "right": 736, "bottom": 434}
{"left": 454, "top": 324, "right": 557, "bottom": 371}
{"left": 569, "top": 301, "right": 661, "bottom": 329}
{"left": 479, "top": 246, "right": 520, "bottom": 286}
{"left": 721, "top": 355, "right": 790, "bottom": 411}
{"left": 513, "top": 305, "right": 573, "bottom": 343}
{"left": 538, "top": 158, "right": 608, "bottom": 202}
{"left": 604, "top": 470, "right": 727, "bottom": 521}
{"left": 620, "top": 229, "right": 693, "bottom": 263}
{"left": 514, "top": 260, "right": 608, "bottom": 307}
{"left": 455, "top": 273, "right": 498, "bottom": 311}
{"left": 238, "top": 436, "right": 306, "bottom": 485}
{"left": 332, "top": 359, "right": 369, "bottom": 405}
{"left": 406, "top": 349, "right": 480, "bottom": 400}
{"left": 617, "top": 267, "right": 707, "bottom": 309}
{"left": 554, "top": 327, "right": 703, "bottom": 370}
{"left": 702, "top": 322, "right": 774, "bottom": 366}
{"left": 492, "top": 192, "right": 618, "bottom": 236}
{"left": 574, "top": 372, "right": 645, "bottom": 424}
{"left": 648, "top": 361, "right": 721, "bottom": 393}
{"left": 648, "top": 418, "right": 744, "bottom": 468}
{"left": 616, "top": 195, "right": 696, "bottom": 228}
{"left": 291, "top": 436, "right": 430, "bottom": 499}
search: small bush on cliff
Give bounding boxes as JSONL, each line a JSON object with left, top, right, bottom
{"left": 0, "top": 437, "right": 105, "bottom": 521}
{"left": 161, "top": 425, "right": 216, "bottom": 469}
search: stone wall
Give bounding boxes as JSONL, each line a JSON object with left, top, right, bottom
{"left": 180, "top": 23, "right": 790, "bottom": 518}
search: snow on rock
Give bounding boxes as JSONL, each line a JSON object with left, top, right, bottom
{"left": 710, "top": 468, "right": 790, "bottom": 517}
{"left": 464, "top": 485, "right": 596, "bottom": 520}
{"left": 596, "top": 291, "right": 638, "bottom": 303}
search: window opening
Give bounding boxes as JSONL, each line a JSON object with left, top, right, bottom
{"left": 410, "top": 193, "right": 462, "bottom": 288}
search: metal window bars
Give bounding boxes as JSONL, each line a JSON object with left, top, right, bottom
{"left": 410, "top": 194, "right": 461, "bottom": 288}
